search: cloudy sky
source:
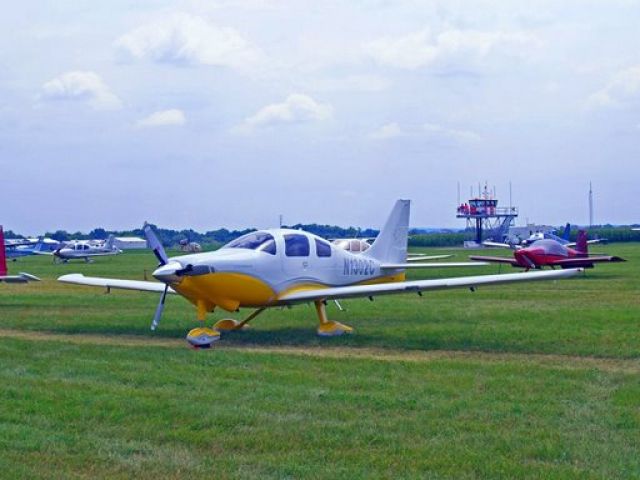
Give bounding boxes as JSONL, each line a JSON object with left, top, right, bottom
{"left": 1, "top": 1, "right": 639, "bottom": 234}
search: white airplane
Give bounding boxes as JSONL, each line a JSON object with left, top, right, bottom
{"left": 59, "top": 200, "right": 581, "bottom": 347}
{"left": 332, "top": 237, "right": 452, "bottom": 262}
{"left": 37, "top": 235, "right": 122, "bottom": 263}
{"left": 0, "top": 226, "right": 40, "bottom": 283}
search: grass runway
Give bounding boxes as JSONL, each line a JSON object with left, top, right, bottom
{"left": 0, "top": 245, "right": 638, "bottom": 478}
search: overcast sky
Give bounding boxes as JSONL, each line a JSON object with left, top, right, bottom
{"left": 1, "top": 0, "right": 639, "bottom": 234}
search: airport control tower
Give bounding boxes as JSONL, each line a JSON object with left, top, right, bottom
{"left": 456, "top": 183, "right": 518, "bottom": 246}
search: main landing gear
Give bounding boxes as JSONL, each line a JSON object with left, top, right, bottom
{"left": 185, "top": 301, "right": 354, "bottom": 348}
{"left": 315, "top": 300, "right": 353, "bottom": 337}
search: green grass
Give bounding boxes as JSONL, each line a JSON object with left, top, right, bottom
{"left": 0, "top": 245, "right": 639, "bottom": 478}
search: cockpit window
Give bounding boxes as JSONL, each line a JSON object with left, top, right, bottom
{"left": 315, "top": 238, "right": 332, "bottom": 257}
{"left": 284, "top": 234, "right": 310, "bottom": 257}
{"left": 224, "top": 232, "right": 277, "bottom": 255}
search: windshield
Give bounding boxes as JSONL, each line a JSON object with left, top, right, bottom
{"left": 224, "top": 232, "right": 276, "bottom": 255}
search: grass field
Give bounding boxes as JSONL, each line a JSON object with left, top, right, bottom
{"left": 0, "top": 244, "right": 638, "bottom": 478}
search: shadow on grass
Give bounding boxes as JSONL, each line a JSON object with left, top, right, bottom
{"left": 24, "top": 322, "right": 492, "bottom": 355}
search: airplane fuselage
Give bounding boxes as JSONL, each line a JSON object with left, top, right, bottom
{"left": 153, "top": 228, "right": 403, "bottom": 313}
{"left": 514, "top": 240, "right": 588, "bottom": 268}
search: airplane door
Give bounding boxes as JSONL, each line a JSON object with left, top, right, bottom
{"left": 281, "top": 233, "right": 317, "bottom": 280}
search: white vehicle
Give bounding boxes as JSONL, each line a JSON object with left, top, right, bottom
{"left": 41, "top": 235, "right": 122, "bottom": 263}
{"left": 59, "top": 200, "right": 580, "bottom": 347}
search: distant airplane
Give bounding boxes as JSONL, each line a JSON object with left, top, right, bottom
{"left": 0, "top": 226, "right": 40, "bottom": 283}
{"left": 471, "top": 231, "right": 625, "bottom": 270}
{"left": 6, "top": 237, "right": 61, "bottom": 259}
{"left": 332, "top": 237, "right": 452, "bottom": 262}
{"left": 36, "top": 235, "right": 122, "bottom": 263}
{"left": 487, "top": 223, "right": 603, "bottom": 249}
{"left": 59, "top": 200, "right": 581, "bottom": 348}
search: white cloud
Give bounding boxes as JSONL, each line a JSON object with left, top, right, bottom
{"left": 136, "top": 109, "right": 186, "bottom": 128}
{"left": 423, "top": 123, "right": 482, "bottom": 142}
{"left": 41, "top": 71, "right": 122, "bottom": 110}
{"left": 586, "top": 66, "right": 640, "bottom": 109}
{"left": 369, "top": 122, "right": 481, "bottom": 143}
{"left": 114, "top": 12, "right": 261, "bottom": 71}
{"left": 239, "top": 94, "right": 333, "bottom": 131}
{"left": 316, "top": 74, "right": 391, "bottom": 93}
{"left": 364, "top": 28, "right": 534, "bottom": 70}
{"left": 369, "top": 122, "right": 403, "bottom": 140}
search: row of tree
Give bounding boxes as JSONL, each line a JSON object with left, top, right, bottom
{"left": 7, "top": 225, "right": 640, "bottom": 248}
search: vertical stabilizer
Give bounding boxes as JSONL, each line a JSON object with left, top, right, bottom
{"left": 562, "top": 223, "right": 571, "bottom": 241}
{"left": 0, "top": 226, "right": 7, "bottom": 276}
{"left": 362, "top": 200, "right": 410, "bottom": 263}
{"left": 104, "top": 234, "right": 115, "bottom": 250}
{"left": 576, "top": 230, "right": 588, "bottom": 254}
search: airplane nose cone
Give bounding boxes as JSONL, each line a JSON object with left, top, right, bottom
{"left": 152, "top": 261, "right": 183, "bottom": 284}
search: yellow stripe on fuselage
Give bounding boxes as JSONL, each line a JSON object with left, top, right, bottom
{"left": 173, "top": 271, "right": 406, "bottom": 311}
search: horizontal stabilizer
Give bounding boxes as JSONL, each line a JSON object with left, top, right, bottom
{"left": 58, "top": 274, "right": 175, "bottom": 294}
{"left": 0, "top": 273, "right": 41, "bottom": 283}
{"left": 382, "top": 262, "right": 488, "bottom": 269}
{"left": 469, "top": 255, "right": 520, "bottom": 266}
{"left": 406, "top": 254, "right": 453, "bottom": 261}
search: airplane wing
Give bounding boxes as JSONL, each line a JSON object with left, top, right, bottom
{"left": 406, "top": 254, "right": 453, "bottom": 261}
{"left": 550, "top": 256, "right": 625, "bottom": 266}
{"left": 482, "top": 241, "right": 521, "bottom": 250}
{"left": 58, "top": 273, "right": 175, "bottom": 293}
{"left": 278, "top": 268, "right": 582, "bottom": 303}
{"left": 564, "top": 239, "right": 604, "bottom": 248}
{"left": 0, "top": 273, "right": 40, "bottom": 283}
{"left": 468, "top": 255, "right": 520, "bottom": 266}
{"left": 381, "top": 262, "right": 488, "bottom": 269}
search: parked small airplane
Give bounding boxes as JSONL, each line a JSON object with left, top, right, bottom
{"left": 59, "top": 200, "right": 581, "bottom": 347}
{"left": 486, "top": 223, "right": 603, "bottom": 250}
{"left": 332, "top": 237, "right": 451, "bottom": 262}
{"left": 471, "top": 231, "right": 624, "bottom": 270}
{"left": 0, "top": 227, "right": 40, "bottom": 283}
{"left": 37, "top": 235, "right": 122, "bottom": 263}
{"left": 6, "top": 238, "right": 61, "bottom": 259}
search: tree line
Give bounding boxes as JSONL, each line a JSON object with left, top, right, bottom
{"left": 7, "top": 224, "right": 639, "bottom": 248}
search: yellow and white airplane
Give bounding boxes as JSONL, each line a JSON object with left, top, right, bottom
{"left": 59, "top": 200, "right": 581, "bottom": 347}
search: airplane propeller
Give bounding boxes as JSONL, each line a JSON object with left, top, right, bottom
{"left": 144, "top": 222, "right": 168, "bottom": 266}
{"left": 142, "top": 223, "right": 213, "bottom": 330}
{"left": 143, "top": 222, "right": 170, "bottom": 330}
{"left": 151, "top": 284, "right": 169, "bottom": 331}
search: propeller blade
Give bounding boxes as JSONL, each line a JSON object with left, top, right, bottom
{"left": 143, "top": 222, "right": 168, "bottom": 266}
{"left": 151, "top": 284, "right": 169, "bottom": 331}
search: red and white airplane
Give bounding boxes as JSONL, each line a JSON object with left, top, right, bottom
{"left": 471, "top": 231, "right": 625, "bottom": 270}
{"left": 0, "top": 226, "right": 40, "bottom": 283}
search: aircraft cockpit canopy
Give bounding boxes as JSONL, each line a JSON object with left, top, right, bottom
{"left": 532, "top": 239, "right": 566, "bottom": 255}
{"left": 223, "top": 232, "right": 277, "bottom": 255}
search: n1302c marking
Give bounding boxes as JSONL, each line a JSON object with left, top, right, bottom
{"left": 344, "top": 258, "right": 376, "bottom": 276}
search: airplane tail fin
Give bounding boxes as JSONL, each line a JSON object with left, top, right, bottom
{"left": 576, "top": 230, "right": 588, "bottom": 254}
{"left": 362, "top": 200, "right": 410, "bottom": 264}
{"left": 104, "top": 234, "right": 115, "bottom": 249}
{"left": 562, "top": 223, "right": 571, "bottom": 241}
{"left": 0, "top": 226, "right": 7, "bottom": 276}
